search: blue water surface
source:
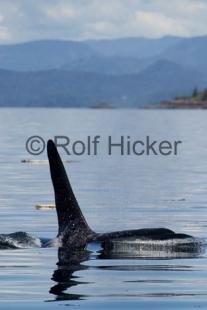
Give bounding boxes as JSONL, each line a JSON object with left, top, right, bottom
{"left": 0, "top": 109, "right": 206, "bottom": 309}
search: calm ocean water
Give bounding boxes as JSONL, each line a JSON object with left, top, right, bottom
{"left": 0, "top": 108, "right": 207, "bottom": 309}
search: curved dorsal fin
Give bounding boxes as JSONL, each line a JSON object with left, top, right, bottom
{"left": 47, "top": 140, "right": 92, "bottom": 237}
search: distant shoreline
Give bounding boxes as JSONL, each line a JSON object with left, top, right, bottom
{"left": 0, "top": 105, "right": 206, "bottom": 109}
{"left": 145, "top": 98, "right": 207, "bottom": 109}
{"left": 1, "top": 99, "right": 207, "bottom": 110}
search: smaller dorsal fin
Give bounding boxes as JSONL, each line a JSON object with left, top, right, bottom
{"left": 47, "top": 140, "right": 92, "bottom": 237}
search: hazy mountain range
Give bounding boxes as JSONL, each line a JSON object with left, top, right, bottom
{"left": 0, "top": 35, "right": 206, "bottom": 107}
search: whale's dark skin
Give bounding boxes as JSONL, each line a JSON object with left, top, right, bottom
{"left": 47, "top": 139, "right": 193, "bottom": 250}
{"left": 0, "top": 139, "right": 195, "bottom": 250}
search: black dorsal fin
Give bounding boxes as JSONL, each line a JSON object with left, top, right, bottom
{"left": 47, "top": 139, "right": 92, "bottom": 237}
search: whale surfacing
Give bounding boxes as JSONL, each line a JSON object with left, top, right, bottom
{"left": 47, "top": 139, "right": 196, "bottom": 252}
{"left": 47, "top": 139, "right": 95, "bottom": 249}
{"left": 0, "top": 232, "right": 41, "bottom": 249}
{"left": 0, "top": 139, "right": 201, "bottom": 255}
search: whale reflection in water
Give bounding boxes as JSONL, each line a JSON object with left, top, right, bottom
{"left": 50, "top": 240, "right": 205, "bottom": 301}
{"left": 50, "top": 247, "right": 90, "bottom": 301}
{"left": 99, "top": 237, "right": 205, "bottom": 259}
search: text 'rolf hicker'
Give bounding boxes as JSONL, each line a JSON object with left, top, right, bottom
{"left": 26, "top": 135, "right": 182, "bottom": 156}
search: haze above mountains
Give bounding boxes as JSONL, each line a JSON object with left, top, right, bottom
{"left": 0, "top": 35, "right": 206, "bottom": 107}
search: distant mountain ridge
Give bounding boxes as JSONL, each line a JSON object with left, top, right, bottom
{"left": 0, "top": 60, "right": 204, "bottom": 107}
{"left": 0, "top": 40, "right": 95, "bottom": 71}
{"left": 0, "top": 35, "right": 206, "bottom": 107}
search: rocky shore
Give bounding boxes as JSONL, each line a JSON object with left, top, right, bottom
{"left": 147, "top": 99, "right": 207, "bottom": 109}
{"left": 146, "top": 89, "right": 207, "bottom": 109}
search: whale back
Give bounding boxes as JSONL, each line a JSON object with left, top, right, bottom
{"left": 47, "top": 140, "right": 94, "bottom": 248}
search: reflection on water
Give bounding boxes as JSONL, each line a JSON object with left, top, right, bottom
{"left": 50, "top": 235, "right": 207, "bottom": 301}
{"left": 99, "top": 237, "right": 205, "bottom": 259}
{"left": 50, "top": 242, "right": 207, "bottom": 301}
{"left": 50, "top": 247, "right": 90, "bottom": 301}
{"left": 0, "top": 109, "right": 207, "bottom": 308}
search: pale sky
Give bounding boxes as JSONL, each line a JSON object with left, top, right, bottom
{"left": 0, "top": 0, "right": 207, "bottom": 43}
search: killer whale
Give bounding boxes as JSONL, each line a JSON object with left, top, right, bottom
{"left": 0, "top": 139, "right": 201, "bottom": 254}
{"left": 47, "top": 139, "right": 196, "bottom": 250}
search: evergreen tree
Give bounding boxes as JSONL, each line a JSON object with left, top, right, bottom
{"left": 201, "top": 89, "right": 207, "bottom": 101}
{"left": 192, "top": 87, "right": 198, "bottom": 97}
